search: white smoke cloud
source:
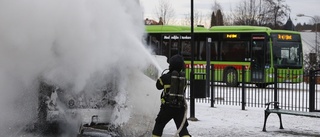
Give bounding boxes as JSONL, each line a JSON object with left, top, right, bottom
{"left": 0, "top": 0, "right": 158, "bottom": 136}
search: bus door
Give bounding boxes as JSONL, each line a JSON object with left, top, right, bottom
{"left": 251, "top": 34, "right": 266, "bottom": 83}
{"left": 162, "top": 34, "right": 181, "bottom": 60}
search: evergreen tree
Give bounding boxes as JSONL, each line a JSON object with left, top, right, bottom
{"left": 295, "top": 23, "right": 302, "bottom": 31}
{"left": 216, "top": 9, "right": 224, "bottom": 25}
{"left": 210, "top": 11, "right": 216, "bottom": 27}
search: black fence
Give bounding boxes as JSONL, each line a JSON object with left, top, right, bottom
{"left": 185, "top": 65, "right": 320, "bottom": 112}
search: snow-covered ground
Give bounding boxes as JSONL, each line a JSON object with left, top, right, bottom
{"left": 161, "top": 103, "right": 320, "bottom": 137}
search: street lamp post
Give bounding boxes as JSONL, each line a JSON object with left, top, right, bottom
{"left": 188, "top": 0, "right": 198, "bottom": 121}
{"left": 297, "top": 14, "right": 318, "bottom": 57}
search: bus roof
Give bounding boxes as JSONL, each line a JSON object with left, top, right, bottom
{"left": 145, "top": 25, "right": 209, "bottom": 33}
{"left": 145, "top": 25, "right": 301, "bottom": 35}
{"left": 209, "top": 26, "right": 272, "bottom": 32}
{"left": 269, "top": 29, "right": 301, "bottom": 35}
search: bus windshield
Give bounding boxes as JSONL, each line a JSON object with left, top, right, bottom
{"left": 273, "top": 41, "right": 303, "bottom": 68}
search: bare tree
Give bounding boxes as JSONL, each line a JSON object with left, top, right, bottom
{"left": 182, "top": 11, "right": 204, "bottom": 26}
{"left": 222, "top": 13, "right": 234, "bottom": 26}
{"left": 313, "top": 15, "right": 320, "bottom": 24}
{"left": 264, "top": 0, "right": 290, "bottom": 28}
{"left": 233, "top": 0, "right": 259, "bottom": 25}
{"left": 308, "top": 15, "right": 320, "bottom": 32}
{"left": 211, "top": 0, "right": 222, "bottom": 13}
{"left": 154, "top": 0, "right": 175, "bottom": 25}
{"left": 232, "top": 0, "right": 290, "bottom": 28}
{"left": 194, "top": 11, "right": 204, "bottom": 26}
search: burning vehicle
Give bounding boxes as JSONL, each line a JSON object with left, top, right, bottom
{"left": 30, "top": 62, "right": 159, "bottom": 136}
{"left": 34, "top": 77, "right": 120, "bottom": 136}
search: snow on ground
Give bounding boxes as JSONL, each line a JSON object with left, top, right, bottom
{"left": 161, "top": 103, "right": 320, "bottom": 137}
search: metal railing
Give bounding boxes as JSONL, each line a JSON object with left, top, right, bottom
{"left": 185, "top": 66, "right": 320, "bottom": 112}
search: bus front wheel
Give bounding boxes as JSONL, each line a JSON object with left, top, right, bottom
{"left": 224, "top": 68, "right": 238, "bottom": 87}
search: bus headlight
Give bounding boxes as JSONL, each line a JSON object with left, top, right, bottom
{"left": 268, "top": 74, "right": 274, "bottom": 78}
{"left": 297, "top": 75, "right": 303, "bottom": 79}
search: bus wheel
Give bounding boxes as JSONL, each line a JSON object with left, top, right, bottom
{"left": 224, "top": 68, "right": 238, "bottom": 87}
{"left": 256, "top": 83, "right": 267, "bottom": 88}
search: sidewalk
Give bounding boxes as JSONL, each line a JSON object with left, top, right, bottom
{"left": 162, "top": 103, "right": 320, "bottom": 137}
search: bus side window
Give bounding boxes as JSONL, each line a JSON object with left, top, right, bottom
{"left": 199, "top": 41, "right": 217, "bottom": 61}
{"left": 220, "top": 44, "right": 227, "bottom": 61}
{"left": 237, "top": 43, "right": 247, "bottom": 61}
{"left": 171, "top": 42, "right": 179, "bottom": 56}
{"left": 198, "top": 41, "right": 205, "bottom": 61}
{"left": 161, "top": 40, "right": 169, "bottom": 58}
{"left": 151, "top": 36, "right": 159, "bottom": 54}
{"left": 266, "top": 45, "right": 271, "bottom": 65}
{"left": 181, "top": 41, "right": 191, "bottom": 59}
{"left": 273, "top": 50, "right": 281, "bottom": 65}
{"left": 221, "top": 42, "right": 244, "bottom": 61}
{"left": 211, "top": 42, "right": 218, "bottom": 60}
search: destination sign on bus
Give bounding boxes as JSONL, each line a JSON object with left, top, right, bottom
{"left": 163, "top": 35, "right": 191, "bottom": 40}
{"left": 271, "top": 33, "right": 300, "bottom": 41}
{"left": 224, "top": 34, "right": 238, "bottom": 39}
{"left": 252, "top": 34, "right": 265, "bottom": 40}
{"left": 278, "top": 34, "right": 292, "bottom": 40}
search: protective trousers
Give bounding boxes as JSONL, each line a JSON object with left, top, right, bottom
{"left": 152, "top": 105, "right": 190, "bottom": 137}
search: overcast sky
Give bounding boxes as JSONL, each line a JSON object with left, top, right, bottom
{"left": 139, "top": 0, "right": 320, "bottom": 25}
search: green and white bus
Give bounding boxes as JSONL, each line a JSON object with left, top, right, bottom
{"left": 145, "top": 25, "right": 303, "bottom": 88}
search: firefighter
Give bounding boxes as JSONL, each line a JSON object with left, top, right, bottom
{"left": 152, "top": 54, "right": 191, "bottom": 137}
